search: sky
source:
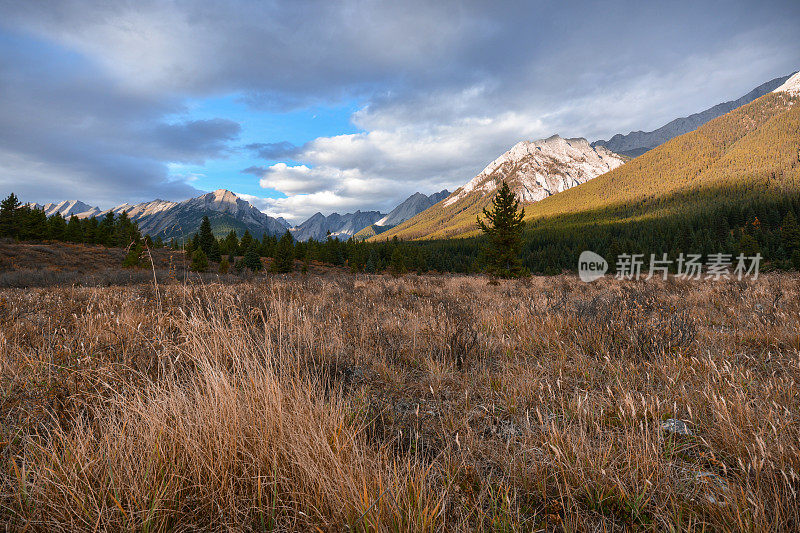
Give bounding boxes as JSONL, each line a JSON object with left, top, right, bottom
{"left": 0, "top": 1, "right": 798, "bottom": 224}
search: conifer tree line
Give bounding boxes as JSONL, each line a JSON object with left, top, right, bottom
{"left": 0, "top": 193, "right": 150, "bottom": 248}
{"left": 6, "top": 188, "right": 800, "bottom": 275}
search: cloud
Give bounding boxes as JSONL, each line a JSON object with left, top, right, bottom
{"left": 244, "top": 141, "right": 298, "bottom": 160}
{"left": 151, "top": 118, "right": 241, "bottom": 163}
{"left": 0, "top": 0, "right": 798, "bottom": 217}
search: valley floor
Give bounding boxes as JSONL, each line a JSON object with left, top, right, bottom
{"left": 0, "top": 273, "right": 798, "bottom": 530}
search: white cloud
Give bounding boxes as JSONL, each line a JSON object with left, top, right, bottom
{"left": 254, "top": 32, "right": 800, "bottom": 220}
{"left": 1, "top": 1, "right": 798, "bottom": 218}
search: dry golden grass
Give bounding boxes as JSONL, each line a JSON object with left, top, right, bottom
{"left": 1, "top": 273, "right": 799, "bottom": 531}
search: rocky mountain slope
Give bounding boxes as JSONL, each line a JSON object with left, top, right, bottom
{"left": 355, "top": 190, "right": 451, "bottom": 240}
{"left": 592, "top": 73, "right": 793, "bottom": 157}
{"left": 773, "top": 71, "right": 800, "bottom": 96}
{"left": 31, "top": 200, "right": 102, "bottom": 219}
{"left": 524, "top": 86, "right": 800, "bottom": 228}
{"left": 376, "top": 190, "right": 450, "bottom": 227}
{"left": 374, "top": 135, "right": 626, "bottom": 241}
{"left": 290, "top": 210, "right": 385, "bottom": 242}
{"left": 32, "top": 190, "right": 289, "bottom": 240}
{"left": 123, "top": 189, "right": 291, "bottom": 239}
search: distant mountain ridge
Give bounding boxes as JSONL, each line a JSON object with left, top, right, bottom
{"left": 592, "top": 73, "right": 794, "bottom": 157}
{"left": 353, "top": 189, "right": 451, "bottom": 240}
{"left": 27, "top": 187, "right": 456, "bottom": 243}
{"left": 376, "top": 190, "right": 449, "bottom": 227}
{"left": 376, "top": 135, "right": 626, "bottom": 241}
{"left": 30, "top": 190, "right": 290, "bottom": 240}
{"left": 290, "top": 210, "right": 385, "bottom": 242}
{"left": 30, "top": 200, "right": 102, "bottom": 219}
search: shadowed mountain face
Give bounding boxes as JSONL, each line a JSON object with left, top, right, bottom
{"left": 290, "top": 210, "right": 385, "bottom": 242}
{"left": 375, "top": 135, "right": 626, "bottom": 241}
{"left": 353, "top": 189, "right": 452, "bottom": 240}
{"left": 375, "top": 190, "right": 450, "bottom": 228}
{"left": 592, "top": 73, "right": 794, "bottom": 157}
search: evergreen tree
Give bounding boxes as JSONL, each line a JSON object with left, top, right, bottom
{"left": 198, "top": 216, "right": 220, "bottom": 261}
{"left": 239, "top": 230, "right": 254, "bottom": 255}
{"left": 243, "top": 242, "right": 263, "bottom": 271}
{"left": 209, "top": 238, "right": 222, "bottom": 263}
{"left": 47, "top": 214, "right": 67, "bottom": 241}
{"left": 781, "top": 211, "right": 800, "bottom": 251}
{"left": 65, "top": 215, "right": 84, "bottom": 243}
{"left": 97, "top": 212, "right": 115, "bottom": 246}
{"left": 221, "top": 230, "right": 239, "bottom": 256}
{"left": 0, "top": 193, "right": 21, "bottom": 237}
{"left": 738, "top": 233, "right": 760, "bottom": 256}
{"left": 219, "top": 257, "right": 230, "bottom": 274}
{"left": 390, "top": 245, "right": 407, "bottom": 275}
{"left": 190, "top": 249, "right": 209, "bottom": 272}
{"left": 270, "top": 230, "right": 295, "bottom": 273}
{"left": 123, "top": 243, "right": 143, "bottom": 268}
{"left": 477, "top": 181, "right": 526, "bottom": 278}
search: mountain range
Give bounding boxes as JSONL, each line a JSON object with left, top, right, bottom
{"left": 24, "top": 70, "right": 797, "bottom": 246}
{"left": 290, "top": 210, "right": 385, "bottom": 242}
{"left": 28, "top": 188, "right": 453, "bottom": 243}
{"left": 375, "top": 136, "right": 626, "bottom": 240}
{"left": 353, "top": 190, "right": 450, "bottom": 240}
{"left": 592, "top": 73, "right": 794, "bottom": 157}
{"left": 33, "top": 190, "right": 291, "bottom": 240}
{"left": 385, "top": 70, "right": 800, "bottom": 247}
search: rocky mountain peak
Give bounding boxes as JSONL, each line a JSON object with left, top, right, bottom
{"left": 773, "top": 71, "right": 800, "bottom": 96}
{"left": 443, "top": 135, "right": 624, "bottom": 208}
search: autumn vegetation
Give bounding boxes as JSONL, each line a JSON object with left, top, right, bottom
{"left": 1, "top": 270, "right": 798, "bottom": 531}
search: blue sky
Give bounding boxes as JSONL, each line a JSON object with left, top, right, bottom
{"left": 167, "top": 96, "right": 364, "bottom": 200}
{"left": 0, "top": 0, "right": 798, "bottom": 223}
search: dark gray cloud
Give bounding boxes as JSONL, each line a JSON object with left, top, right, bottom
{"left": 0, "top": 0, "right": 798, "bottom": 215}
{"left": 151, "top": 119, "right": 241, "bottom": 163}
{"left": 241, "top": 166, "right": 268, "bottom": 176}
{"left": 244, "top": 142, "right": 298, "bottom": 160}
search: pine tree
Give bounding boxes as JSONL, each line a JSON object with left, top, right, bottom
{"left": 477, "top": 181, "right": 526, "bottom": 278}
{"left": 781, "top": 211, "right": 800, "bottom": 251}
{"left": 738, "top": 234, "right": 760, "bottom": 256}
{"left": 123, "top": 243, "right": 143, "bottom": 268}
{"left": 243, "top": 243, "right": 263, "bottom": 271}
{"left": 221, "top": 230, "right": 239, "bottom": 256}
{"left": 47, "top": 214, "right": 67, "bottom": 241}
{"left": 190, "top": 249, "right": 209, "bottom": 272}
{"left": 209, "top": 238, "right": 222, "bottom": 263}
{"left": 198, "top": 216, "right": 220, "bottom": 261}
{"left": 270, "top": 230, "right": 295, "bottom": 273}
{"left": 390, "top": 242, "right": 406, "bottom": 275}
{"left": 0, "top": 193, "right": 21, "bottom": 238}
{"left": 239, "top": 230, "right": 254, "bottom": 256}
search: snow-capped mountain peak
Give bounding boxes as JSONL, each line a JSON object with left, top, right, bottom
{"left": 443, "top": 135, "right": 625, "bottom": 207}
{"left": 38, "top": 200, "right": 101, "bottom": 218}
{"left": 773, "top": 71, "right": 800, "bottom": 96}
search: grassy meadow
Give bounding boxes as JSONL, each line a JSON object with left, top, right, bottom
{"left": 1, "top": 270, "right": 798, "bottom": 531}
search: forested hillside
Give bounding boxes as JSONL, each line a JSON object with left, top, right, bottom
{"left": 368, "top": 91, "right": 800, "bottom": 273}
